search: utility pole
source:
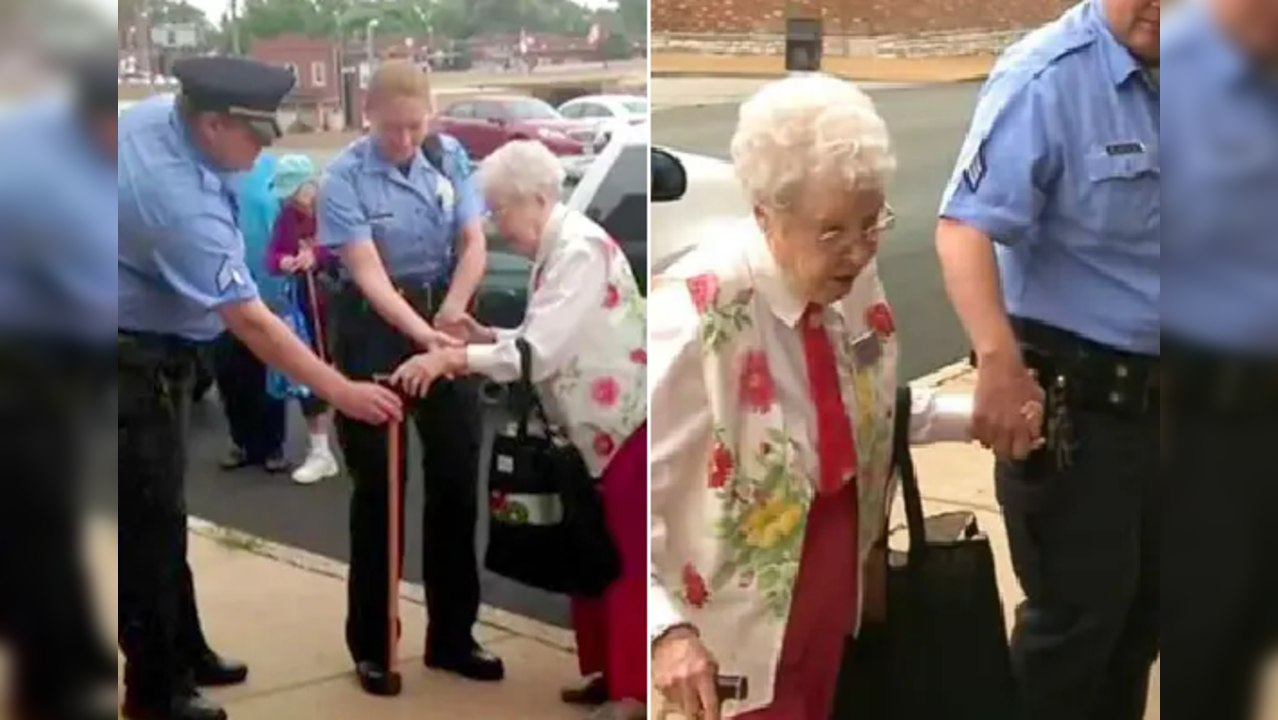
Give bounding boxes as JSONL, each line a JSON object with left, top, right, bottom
{"left": 229, "top": 0, "right": 242, "bottom": 54}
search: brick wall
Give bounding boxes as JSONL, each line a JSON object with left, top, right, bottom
{"left": 653, "top": 0, "right": 1076, "bottom": 36}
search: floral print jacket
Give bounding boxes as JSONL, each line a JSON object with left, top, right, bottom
{"left": 649, "top": 220, "right": 973, "bottom": 716}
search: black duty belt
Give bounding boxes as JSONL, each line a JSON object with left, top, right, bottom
{"left": 335, "top": 276, "right": 450, "bottom": 318}
{"left": 1162, "top": 334, "right": 1278, "bottom": 416}
{"left": 1011, "top": 318, "right": 1159, "bottom": 417}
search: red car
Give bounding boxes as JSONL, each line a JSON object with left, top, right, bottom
{"left": 435, "top": 95, "right": 596, "bottom": 159}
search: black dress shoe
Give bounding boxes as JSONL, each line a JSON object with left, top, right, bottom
{"left": 424, "top": 643, "right": 505, "bottom": 682}
{"left": 354, "top": 661, "right": 403, "bottom": 697}
{"left": 561, "top": 674, "right": 609, "bottom": 706}
{"left": 189, "top": 652, "right": 249, "bottom": 687}
{"left": 121, "top": 691, "right": 227, "bottom": 720}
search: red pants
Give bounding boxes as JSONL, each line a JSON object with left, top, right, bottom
{"left": 570, "top": 424, "right": 648, "bottom": 703}
{"left": 738, "top": 480, "right": 860, "bottom": 720}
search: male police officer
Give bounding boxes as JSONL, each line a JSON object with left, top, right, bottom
{"left": 317, "top": 60, "right": 496, "bottom": 696}
{"left": 1163, "top": 0, "right": 1278, "bottom": 716}
{"left": 118, "top": 56, "right": 403, "bottom": 720}
{"left": 0, "top": 53, "right": 118, "bottom": 720}
{"left": 936, "top": 2, "right": 1160, "bottom": 719}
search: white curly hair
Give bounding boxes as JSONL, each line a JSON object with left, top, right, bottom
{"left": 730, "top": 74, "right": 897, "bottom": 211}
{"left": 476, "top": 139, "right": 566, "bottom": 205}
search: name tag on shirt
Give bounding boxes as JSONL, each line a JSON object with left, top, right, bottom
{"left": 1105, "top": 142, "right": 1147, "bottom": 157}
{"left": 851, "top": 331, "right": 883, "bottom": 367}
{"left": 369, "top": 211, "right": 394, "bottom": 221}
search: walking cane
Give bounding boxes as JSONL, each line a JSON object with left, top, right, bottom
{"left": 371, "top": 373, "right": 404, "bottom": 696}
{"left": 304, "top": 270, "right": 327, "bottom": 363}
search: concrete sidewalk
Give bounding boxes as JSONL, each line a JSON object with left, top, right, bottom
{"left": 80, "top": 520, "right": 591, "bottom": 719}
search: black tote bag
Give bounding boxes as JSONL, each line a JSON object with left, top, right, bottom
{"left": 483, "top": 338, "right": 621, "bottom": 598}
{"left": 831, "top": 386, "right": 1017, "bottom": 719}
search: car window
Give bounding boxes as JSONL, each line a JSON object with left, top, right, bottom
{"left": 582, "top": 144, "right": 648, "bottom": 293}
{"left": 505, "top": 98, "right": 562, "bottom": 121}
{"left": 446, "top": 102, "right": 474, "bottom": 119}
{"left": 473, "top": 101, "right": 506, "bottom": 121}
{"left": 560, "top": 103, "right": 583, "bottom": 119}
{"left": 580, "top": 104, "right": 611, "bottom": 118}
{"left": 623, "top": 99, "right": 648, "bottom": 115}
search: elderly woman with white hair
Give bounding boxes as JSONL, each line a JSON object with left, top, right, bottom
{"left": 649, "top": 75, "right": 1042, "bottom": 720}
{"left": 390, "top": 140, "right": 649, "bottom": 720}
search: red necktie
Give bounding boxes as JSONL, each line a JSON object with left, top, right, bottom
{"left": 801, "top": 305, "right": 858, "bottom": 495}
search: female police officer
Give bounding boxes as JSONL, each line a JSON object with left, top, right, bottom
{"left": 316, "top": 59, "right": 496, "bottom": 696}
{"left": 118, "top": 56, "right": 402, "bottom": 720}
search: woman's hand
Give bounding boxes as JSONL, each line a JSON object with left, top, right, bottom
{"left": 294, "top": 247, "right": 317, "bottom": 272}
{"left": 390, "top": 350, "right": 461, "bottom": 397}
{"left": 653, "top": 626, "right": 722, "bottom": 720}
{"left": 279, "top": 255, "right": 299, "bottom": 273}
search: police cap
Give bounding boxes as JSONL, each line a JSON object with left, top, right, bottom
{"left": 173, "top": 55, "right": 296, "bottom": 143}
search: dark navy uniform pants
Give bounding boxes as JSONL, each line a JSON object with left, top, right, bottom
{"left": 0, "top": 339, "right": 111, "bottom": 703}
{"left": 996, "top": 408, "right": 1159, "bottom": 720}
{"left": 211, "top": 331, "right": 286, "bottom": 462}
{"left": 116, "top": 333, "right": 217, "bottom": 701}
{"left": 329, "top": 285, "right": 483, "bottom": 666}
{"left": 1164, "top": 341, "right": 1278, "bottom": 720}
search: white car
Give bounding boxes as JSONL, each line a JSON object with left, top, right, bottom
{"left": 650, "top": 147, "right": 749, "bottom": 275}
{"left": 559, "top": 94, "right": 649, "bottom": 152}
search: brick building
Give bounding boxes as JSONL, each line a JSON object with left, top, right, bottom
{"left": 653, "top": 0, "right": 1075, "bottom": 37}
{"left": 249, "top": 34, "right": 346, "bottom": 131}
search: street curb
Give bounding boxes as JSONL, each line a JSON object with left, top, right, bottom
{"left": 186, "top": 517, "right": 577, "bottom": 655}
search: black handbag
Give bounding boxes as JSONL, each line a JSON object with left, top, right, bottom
{"left": 483, "top": 338, "right": 622, "bottom": 598}
{"left": 831, "top": 386, "right": 1017, "bottom": 719}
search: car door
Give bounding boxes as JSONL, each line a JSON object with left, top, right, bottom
{"left": 439, "top": 102, "right": 484, "bottom": 156}
{"left": 574, "top": 142, "right": 648, "bottom": 295}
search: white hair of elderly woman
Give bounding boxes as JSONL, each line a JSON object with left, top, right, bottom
{"left": 730, "top": 73, "right": 897, "bottom": 211}
{"left": 476, "top": 139, "right": 567, "bottom": 204}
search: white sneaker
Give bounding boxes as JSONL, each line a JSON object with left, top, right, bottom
{"left": 292, "top": 449, "right": 339, "bottom": 485}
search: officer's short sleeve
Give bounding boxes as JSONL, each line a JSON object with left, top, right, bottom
{"left": 939, "top": 75, "right": 1060, "bottom": 246}
{"left": 318, "top": 166, "right": 370, "bottom": 249}
{"left": 446, "top": 140, "right": 483, "bottom": 226}
{"left": 154, "top": 213, "right": 259, "bottom": 309}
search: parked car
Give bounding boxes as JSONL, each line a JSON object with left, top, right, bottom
{"left": 558, "top": 94, "right": 649, "bottom": 150}
{"left": 436, "top": 96, "right": 596, "bottom": 160}
{"left": 473, "top": 124, "right": 648, "bottom": 330}
{"left": 650, "top": 147, "right": 749, "bottom": 275}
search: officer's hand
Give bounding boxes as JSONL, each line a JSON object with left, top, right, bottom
{"left": 280, "top": 256, "right": 298, "bottom": 273}
{"left": 973, "top": 352, "right": 1045, "bottom": 459}
{"left": 653, "top": 626, "right": 721, "bottom": 720}
{"left": 334, "top": 381, "right": 403, "bottom": 425}
{"left": 434, "top": 302, "right": 469, "bottom": 340}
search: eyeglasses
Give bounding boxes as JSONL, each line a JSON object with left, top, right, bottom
{"left": 815, "top": 205, "right": 897, "bottom": 250}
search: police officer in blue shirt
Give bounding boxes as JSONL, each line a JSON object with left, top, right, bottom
{"left": 936, "top": 1, "right": 1160, "bottom": 718}
{"left": 317, "top": 59, "right": 496, "bottom": 696}
{"left": 118, "top": 56, "right": 402, "bottom": 720}
{"left": 0, "top": 52, "right": 119, "bottom": 720}
{"left": 1163, "top": 1, "right": 1278, "bottom": 716}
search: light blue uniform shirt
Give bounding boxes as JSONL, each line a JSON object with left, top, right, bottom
{"left": 1162, "top": 2, "right": 1278, "bottom": 353}
{"left": 940, "top": 0, "right": 1160, "bottom": 354}
{"left": 317, "top": 134, "right": 481, "bottom": 283}
{"left": 118, "top": 96, "right": 259, "bottom": 341}
{"left": 0, "top": 97, "right": 116, "bottom": 341}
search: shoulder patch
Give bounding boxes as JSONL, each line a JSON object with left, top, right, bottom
{"left": 215, "top": 255, "right": 248, "bottom": 293}
{"left": 962, "top": 142, "right": 987, "bottom": 192}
